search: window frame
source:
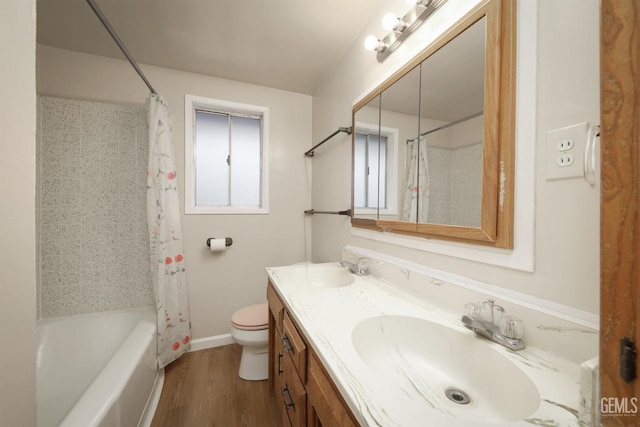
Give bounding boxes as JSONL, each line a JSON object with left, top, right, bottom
{"left": 185, "top": 94, "right": 270, "bottom": 215}
{"left": 353, "top": 122, "right": 398, "bottom": 217}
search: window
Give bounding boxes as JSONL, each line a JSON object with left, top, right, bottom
{"left": 354, "top": 132, "right": 387, "bottom": 209}
{"left": 353, "top": 123, "right": 398, "bottom": 216}
{"left": 185, "top": 95, "right": 269, "bottom": 214}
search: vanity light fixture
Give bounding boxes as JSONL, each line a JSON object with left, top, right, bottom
{"left": 364, "top": 0, "right": 448, "bottom": 63}
{"left": 406, "top": 0, "right": 436, "bottom": 6}
{"left": 364, "top": 35, "right": 386, "bottom": 52}
{"left": 382, "top": 13, "right": 407, "bottom": 32}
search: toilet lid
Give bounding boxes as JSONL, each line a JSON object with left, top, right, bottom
{"left": 231, "top": 303, "right": 268, "bottom": 331}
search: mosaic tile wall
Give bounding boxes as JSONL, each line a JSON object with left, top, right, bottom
{"left": 425, "top": 146, "right": 452, "bottom": 224}
{"left": 426, "top": 143, "right": 482, "bottom": 227}
{"left": 36, "top": 96, "right": 154, "bottom": 318}
{"left": 450, "top": 143, "right": 483, "bottom": 227}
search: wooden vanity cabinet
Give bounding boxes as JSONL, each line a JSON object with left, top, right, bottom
{"left": 268, "top": 283, "right": 306, "bottom": 426}
{"left": 306, "top": 352, "right": 357, "bottom": 427}
{"left": 280, "top": 352, "right": 307, "bottom": 427}
{"left": 283, "top": 312, "right": 307, "bottom": 382}
{"left": 267, "top": 281, "right": 359, "bottom": 427}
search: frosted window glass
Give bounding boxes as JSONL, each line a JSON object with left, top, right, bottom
{"left": 354, "top": 133, "right": 387, "bottom": 209}
{"left": 194, "top": 110, "right": 263, "bottom": 208}
{"left": 367, "top": 135, "right": 380, "bottom": 208}
{"left": 195, "top": 111, "right": 229, "bottom": 206}
{"left": 354, "top": 134, "right": 367, "bottom": 208}
{"left": 230, "top": 116, "right": 261, "bottom": 206}
{"left": 378, "top": 138, "right": 387, "bottom": 209}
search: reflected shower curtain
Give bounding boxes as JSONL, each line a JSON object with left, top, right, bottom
{"left": 147, "top": 94, "right": 191, "bottom": 368}
{"left": 402, "top": 137, "right": 430, "bottom": 222}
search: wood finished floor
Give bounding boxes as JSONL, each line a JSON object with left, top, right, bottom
{"left": 151, "top": 344, "right": 283, "bottom": 427}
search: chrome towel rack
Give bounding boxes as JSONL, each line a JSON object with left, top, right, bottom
{"left": 304, "top": 209, "right": 351, "bottom": 216}
{"left": 305, "top": 127, "right": 352, "bottom": 157}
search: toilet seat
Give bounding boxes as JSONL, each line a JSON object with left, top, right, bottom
{"left": 231, "top": 303, "right": 268, "bottom": 331}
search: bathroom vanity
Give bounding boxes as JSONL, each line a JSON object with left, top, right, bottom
{"left": 268, "top": 280, "right": 358, "bottom": 426}
{"left": 266, "top": 262, "right": 588, "bottom": 427}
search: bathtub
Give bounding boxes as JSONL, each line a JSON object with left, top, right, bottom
{"left": 36, "top": 307, "right": 163, "bottom": 427}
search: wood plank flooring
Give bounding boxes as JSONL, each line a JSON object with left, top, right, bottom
{"left": 151, "top": 344, "right": 283, "bottom": 427}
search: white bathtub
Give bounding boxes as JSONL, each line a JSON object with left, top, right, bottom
{"left": 36, "top": 307, "right": 163, "bottom": 427}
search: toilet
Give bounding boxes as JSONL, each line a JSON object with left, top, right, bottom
{"left": 230, "top": 303, "right": 269, "bottom": 381}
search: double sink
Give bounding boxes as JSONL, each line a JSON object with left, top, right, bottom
{"left": 266, "top": 262, "right": 581, "bottom": 426}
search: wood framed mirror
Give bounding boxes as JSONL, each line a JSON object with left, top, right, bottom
{"left": 351, "top": 0, "right": 516, "bottom": 249}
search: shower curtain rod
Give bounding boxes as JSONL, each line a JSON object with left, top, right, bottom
{"left": 86, "top": 0, "right": 157, "bottom": 95}
{"left": 407, "top": 111, "right": 483, "bottom": 142}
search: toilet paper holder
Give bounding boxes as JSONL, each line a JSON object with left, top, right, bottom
{"left": 206, "top": 237, "right": 233, "bottom": 248}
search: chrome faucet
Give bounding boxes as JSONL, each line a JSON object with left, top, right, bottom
{"left": 461, "top": 299, "right": 525, "bottom": 351}
{"left": 339, "top": 257, "right": 370, "bottom": 276}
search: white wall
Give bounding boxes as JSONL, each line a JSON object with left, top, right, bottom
{"left": 37, "top": 46, "right": 312, "bottom": 339}
{"left": 0, "top": 0, "right": 37, "bottom": 425}
{"left": 311, "top": 0, "right": 600, "bottom": 315}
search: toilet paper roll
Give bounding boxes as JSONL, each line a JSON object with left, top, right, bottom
{"left": 209, "top": 238, "right": 227, "bottom": 252}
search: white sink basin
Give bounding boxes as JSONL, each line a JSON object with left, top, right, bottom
{"left": 283, "top": 264, "right": 355, "bottom": 288}
{"left": 351, "top": 315, "right": 540, "bottom": 423}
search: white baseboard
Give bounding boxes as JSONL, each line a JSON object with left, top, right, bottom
{"left": 189, "top": 333, "right": 235, "bottom": 352}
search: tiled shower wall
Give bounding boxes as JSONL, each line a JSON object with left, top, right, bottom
{"left": 36, "top": 96, "right": 154, "bottom": 319}
{"left": 449, "top": 143, "right": 482, "bottom": 227}
{"left": 426, "top": 143, "right": 482, "bottom": 227}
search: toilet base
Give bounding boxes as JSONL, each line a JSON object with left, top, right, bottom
{"left": 238, "top": 344, "right": 268, "bottom": 381}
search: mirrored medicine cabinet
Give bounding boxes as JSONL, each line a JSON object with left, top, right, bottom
{"left": 351, "top": 0, "right": 516, "bottom": 249}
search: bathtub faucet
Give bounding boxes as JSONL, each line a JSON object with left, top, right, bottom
{"left": 461, "top": 299, "right": 525, "bottom": 351}
{"left": 339, "top": 257, "right": 370, "bottom": 276}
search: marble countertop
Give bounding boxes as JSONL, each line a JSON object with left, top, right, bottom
{"left": 266, "top": 262, "right": 583, "bottom": 427}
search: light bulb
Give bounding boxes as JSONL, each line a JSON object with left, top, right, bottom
{"left": 382, "top": 13, "right": 399, "bottom": 31}
{"left": 364, "top": 35, "right": 380, "bottom": 51}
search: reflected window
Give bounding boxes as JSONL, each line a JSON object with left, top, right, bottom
{"left": 354, "top": 132, "right": 387, "bottom": 209}
{"left": 353, "top": 124, "right": 398, "bottom": 216}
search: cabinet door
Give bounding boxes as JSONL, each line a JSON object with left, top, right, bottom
{"left": 281, "top": 353, "right": 307, "bottom": 427}
{"left": 307, "top": 353, "right": 357, "bottom": 427}
{"left": 273, "top": 325, "right": 286, "bottom": 392}
{"left": 282, "top": 312, "right": 307, "bottom": 383}
{"left": 271, "top": 319, "right": 288, "bottom": 425}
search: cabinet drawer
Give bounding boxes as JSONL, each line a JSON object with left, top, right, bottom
{"left": 283, "top": 312, "right": 307, "bottom": 383}
{"left": 307, "top": 352, "right": 357, "bottom": 427}
{"left": 280, "top": 354, "right": 307, "bottom": 427}
{"left": 267, "top": 281, "right": 284, "bottom": 332}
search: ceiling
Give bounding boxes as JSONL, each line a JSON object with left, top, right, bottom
{"left": 37, "top": 0, "right": 385, "bottom": 95}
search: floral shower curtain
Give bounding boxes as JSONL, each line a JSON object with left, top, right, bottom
{"left": 402, "top": 137, "right": 430, "bottom": 222}
{"left": 147, "top": 94, "right": 191, "bottom": 368}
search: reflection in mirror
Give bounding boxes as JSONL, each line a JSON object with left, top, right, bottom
{"left": 354, "top": 131, "right": 386, "bottom": 210}
{"left": 370, "top": 19, "right": 486, "bottom": 226}
{"left": 351, "top": 0, "right": 515, "bottom": 248}
{"left": 353, "top": 96, "right": 400, "bottom": 221}
{"left": 418, "top": 17, "right": 486, "bottom": 226}
{"left": 380, "top": 65, "right": 421, "bottom": 222}
{"left": 352, "top": 95, "right": 380, "bottom": 220}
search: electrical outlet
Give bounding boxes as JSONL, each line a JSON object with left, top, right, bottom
{"left": 556, "top": 153, "right": 575, "bottom": 167}
{"left": 546, "top": 122, "right": 588, "bottom": 180}
{"left": 557, "top": 138, "right": 575, "bottom": 151}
